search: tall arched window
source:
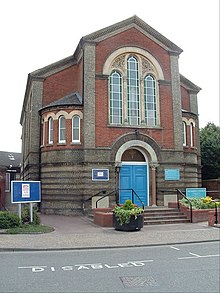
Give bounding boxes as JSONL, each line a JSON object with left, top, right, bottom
{"left": 183, "top": 121, "right": 187, "bottom": 146}
{"left": 127, "top": 56, "right": 140, "bottom": 125}
{"left": 144, "top": 74, "right": 157, "bottom": 126}
{"left": 59, "top": 116, "right": 66, "bottom": 143}
{"left": 48, "top": 117, "right": 53, "bottom": 144}
{"left": 72, "top": 115, "right": 80, "bottom": 142}
{"left": 190, "top": 122, "right": 194, "bottom": 147}
{"left": 110, "top": 71, "right": 122, "bottom": 124}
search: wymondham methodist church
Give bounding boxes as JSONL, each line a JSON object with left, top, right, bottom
{"left": 20, "top": 15, "right": 201, "bottom": 215}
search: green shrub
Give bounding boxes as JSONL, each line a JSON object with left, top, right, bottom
{"left": 113, "top": 200, "right": 144, "bottom": 225}
{"left": 180, "top": 197, "right": 220, "bottom": 209}
{"left": 0, "top": 211, "right": 20, "bottom": 229}
{"left": 21, "top": 205, "right": 40, "bottom": 225}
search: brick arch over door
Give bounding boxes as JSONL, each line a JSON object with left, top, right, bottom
{"left": 111, "top": 132, "right": 161, "bottom": 163}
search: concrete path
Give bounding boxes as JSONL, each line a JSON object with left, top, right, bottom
{"left": 0, "top": 214, "right": 219, "bottom": 251}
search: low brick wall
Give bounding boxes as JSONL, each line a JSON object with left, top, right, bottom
{"left": 208, "top": 210, "right": 220, "bottom": 226}
{"left": 93, "top": 208, "right": 113, "bottom": 227}
{"left": 180, "top": 204, "right": 211, "bottom": 223}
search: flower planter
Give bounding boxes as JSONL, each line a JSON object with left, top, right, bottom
{"left": 179, "top": 203, "right": 215, "bottom": 223}
{"left": 113, "top": 213, "right": 143, "bottom": 231}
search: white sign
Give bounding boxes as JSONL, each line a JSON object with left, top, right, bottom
{"left": 22, "top": 184, "right": 30, "bottom": 198}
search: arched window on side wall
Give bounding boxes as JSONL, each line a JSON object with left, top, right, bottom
{"left": 183, "top": 121, "right": 187, "bottom": 146}
{"left": 72, "top": 115, "right": 80, "bottom": 142}
{"left": 48, "top": 117, "right": 53, "bottom": 144}
{"left": 59, "top": 116, "right": 66, "bottom": 143}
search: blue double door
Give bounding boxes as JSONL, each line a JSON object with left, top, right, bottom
{"left": 119, "top": 164, "right": 148, "bottom": 207}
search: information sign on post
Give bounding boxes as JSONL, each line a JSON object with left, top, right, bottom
{"left": 11, "top": 181, "right": 41, "bottom": 222}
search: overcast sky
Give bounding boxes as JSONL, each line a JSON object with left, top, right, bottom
{"left": 0, "top": 0, "right": 219, "bottom": 153}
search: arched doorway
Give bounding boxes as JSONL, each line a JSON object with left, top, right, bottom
{"left": 119, "top": 149, "right": 149, "bottom": 206}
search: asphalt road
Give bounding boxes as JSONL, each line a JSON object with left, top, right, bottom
{"left": 0, "top": 241, "right": 219, "bottom": 292}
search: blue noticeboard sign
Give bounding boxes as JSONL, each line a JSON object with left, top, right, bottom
{"left": 165, "top": 169, "right": 180, "bottom": 181}
{"left": 92, "top": 169, "right": 109, "bottom": 181}
{"left": 11, "top": 181, "right": 41, "bottom": 203}
{"left": 186, "top": 188, "right": 206, "bottom": 199}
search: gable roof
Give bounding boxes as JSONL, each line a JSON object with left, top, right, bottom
{"left": 40, "top": 91, "right": 83, "bottom": 111}
{"left": 29, "top": 15, "right": 183, "bottom": 80}
{"left": 180, "top": 74, "right": 201, "bottom": 93}
{"left": 0, "top": 151, "right": 21, "bottom": 170}
{"left": 82, "top": 15, "right": 183, "bottom": 54}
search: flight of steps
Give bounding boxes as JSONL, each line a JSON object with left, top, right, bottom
{"left": 143, "top": 207, "right": 190, "bottom": 225}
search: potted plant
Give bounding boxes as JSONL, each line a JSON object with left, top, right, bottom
{"left": 113, "top": 200, "right": 144, "bottom": 231}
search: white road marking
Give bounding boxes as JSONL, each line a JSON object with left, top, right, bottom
{"left": 178, "top": 254, "right": 220, "bottom": 260}
{"left": 170, "top": 246, "right": 180, "bottom": 251}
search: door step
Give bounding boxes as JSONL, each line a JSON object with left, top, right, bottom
{"left": 143, "top": 208, "right": 190, "bottom": 225}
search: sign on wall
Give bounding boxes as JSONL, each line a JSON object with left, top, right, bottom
{"left": 92, "top": 169, "right": 109, "bottom": 181}
{"left": 164, "top": 169, "right": 180, "bottom": 181}
{"left": 186, "top": 188, "right": 206, "bottom": 199}
{"left": 11, "top": 181, "right": 41, "bottom": 203}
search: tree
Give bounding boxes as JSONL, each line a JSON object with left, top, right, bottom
{"left": 200, "top": 122, "right": 220, "bottom": 180}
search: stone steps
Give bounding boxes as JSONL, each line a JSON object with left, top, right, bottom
{"left": 143, "top": 208, "right": 190, "bottom": 225}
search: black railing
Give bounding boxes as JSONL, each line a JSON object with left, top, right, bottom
{"left": 84, "top": 188, "right": 145, "bottom": 210}
{"left": 95, "top": 190, "right": 116, "bottom": 208}
{"left": 176, "top": 189, "right": 193, "bottom": 223}
{"left": 117, "top": 188, "right": 145, "bottom": 210}
{"left": 212, "top": 200, "right": 220, "bottom": 225}
{"left": 82, "top": 190, "right": 106, "bottom": 211}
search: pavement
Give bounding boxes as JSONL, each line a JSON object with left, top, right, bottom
{"left": 0, "top": 214, "right": 219, "bottom": 251}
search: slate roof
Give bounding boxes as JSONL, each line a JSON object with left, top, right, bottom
{"left": 40, "top": 92, "right": 83, "bottom": 111}
{"left": 0, "top": 151, "right": 21, "bottom": 169}
{"left": 180, "top": 74, "right": 201, "bottom": 93}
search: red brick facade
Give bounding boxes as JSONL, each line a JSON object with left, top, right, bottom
{"left": 20, "top": 16, "right": 202, "bottom": 215}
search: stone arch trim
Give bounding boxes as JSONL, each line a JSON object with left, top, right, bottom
{"left": 103, "top": 46, "right": 164, "bottom": 80}
{"left": 111, "top": 133, "right": 161, "bottom": 163}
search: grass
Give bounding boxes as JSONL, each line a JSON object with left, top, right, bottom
{"left": 5, "top": 224, "right": 54, "bottom": 234}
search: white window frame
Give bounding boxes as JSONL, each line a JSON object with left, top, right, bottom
{"left": 190, "top": 122, "right": 194, "bottom": 147}
{"left": 144, "top": 74, "right": 157, "bottom": 126}
{"left": 108, "top": 53, "right": 160, "bottom": 127}
{"left": 183, "top": 121, "right": 187, "bottom": 146}
{"left": 72, "top": 115, "right": 80, "bottom": 143}
{"left": 110, "top": 71, "right": 123, "bottom": 124}
{"left": 127, "top": 56, "right": 140, "bottom": 125}
{"left": 59, "top": 116, "right": 66, "bottom": 143}
{"left": 48, "top": 117, "right": 53, "bottom": 144}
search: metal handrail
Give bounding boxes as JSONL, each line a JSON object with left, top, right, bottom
{"left": 118, "top": 188, "right": 145, "bottom": 210}
{"left": 211, "top": 200, "right": 220, "bottom": 224}
{"left": 95, "top": 190, "right": 115, "bottom": 208}
{"left": 94, "top": 188, "right": 145, "bottom": 210}
{"left": 176, "top": 189, "right": 193, "bottom": 223}
{"left": 82, "top": 190, "right": 106, "bottom": 211}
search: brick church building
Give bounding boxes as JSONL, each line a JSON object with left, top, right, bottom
{"left": 20, "top": 15, "right": 201, "bottom": 215}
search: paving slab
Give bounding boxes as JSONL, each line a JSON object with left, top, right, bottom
{"left": 0, "top": 214, "right": 219, "bottom": 251}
